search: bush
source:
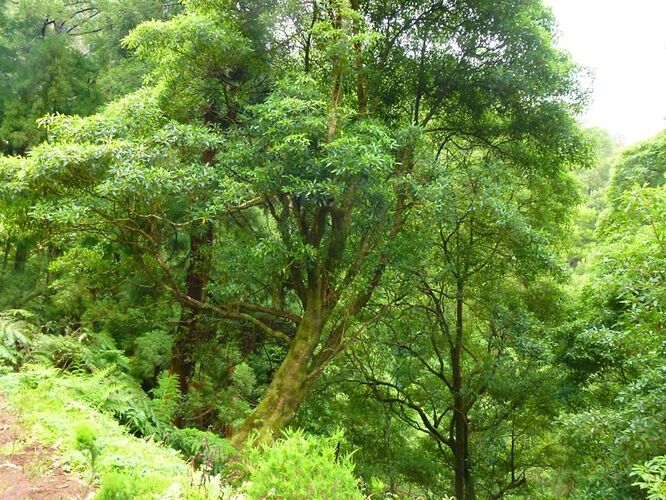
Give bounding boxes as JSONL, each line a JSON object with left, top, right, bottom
{"left": 33, "top": 334, "right": 93, "bottom": 372}
{"left": 242, "top": 430, "right": 363, "bottom": 500}
{"left": 131, "top": 330, "right": 173, "bottom": 386}
{"left": 0, "top": 367, "right": 200, "bottom": 498}
{"left": 97, "top": 472, "right": 140, "bottom": 500}
{"left": 75, "top": 423, "right": 103, "bottom": 482}
{"left": 167, "top": 427, "right": 236, "bottom": 475}
{"left": 32, "top": 331, "right": 130, "bottom": 374}
{"left": 96, "top": 471, "right": 170, "bottom": 500}
{"left": 632, "top": 456, "right": 666, "bottom": 499}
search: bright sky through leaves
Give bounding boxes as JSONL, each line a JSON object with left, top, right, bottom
{"left": 546, "top": 0, "right": 666, "bottom": 145}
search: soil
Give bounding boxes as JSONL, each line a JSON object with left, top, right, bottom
{"left": 0, "top": 394, "right": 92, "bottom": 500}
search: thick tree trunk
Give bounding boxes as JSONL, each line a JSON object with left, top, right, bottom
{"left": 231, "top": 293, "right": 324, "bottom": 448}
{"left": 452, "top": 280, "right": 474, "bottom": 499}
{"left": 170, "top": 222, "right": 213, "bottom": 395}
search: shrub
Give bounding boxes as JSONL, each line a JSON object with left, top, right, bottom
{"left": 632, "top": 456, "right": 666, "bottom": 499}
{"left": 96, "top": 471, "right": 171, "bottom": 500}
{"left": 32, "top": 331, "right": 130, "bottom": 374}
{"left": 242, "top": 430, "right": 363, "bottom": 500}
{"left": 97, "top": 472, "right": 140, "bottom": 500}
{"left": 167, "top": 427, "right": 236, "bottom": 475}
{"left": 33, "top": 334, "right": 93, "bottom": 372}
{"left": 131, "top": 330, "right": 173, "bottom": 386}
{"left": 75, "top": 423, "right": 103, "bottom": 482}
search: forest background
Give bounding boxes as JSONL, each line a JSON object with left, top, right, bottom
{"left": 0, "top": 1, "right": 664, "bottom": 498}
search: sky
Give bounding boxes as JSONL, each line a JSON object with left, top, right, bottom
{"left": 544, "top": 0, "right": 666, "bottom": 145}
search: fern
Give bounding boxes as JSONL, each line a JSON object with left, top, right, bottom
{"left": 0, "top": 310, "right": 35, "bottom": 371}
{"left": 151, "top": 372, "right": 181, "bottom": 423}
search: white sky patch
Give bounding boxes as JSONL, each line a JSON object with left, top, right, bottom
{"left": 545, "top": 0, "right": 666, "bottom": 145}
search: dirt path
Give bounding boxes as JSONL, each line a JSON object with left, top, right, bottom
{"left": 0, "top": 394, "right": 91, "bottom": 500}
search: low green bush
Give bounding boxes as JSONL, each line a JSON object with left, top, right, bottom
{"left": 75, "top": 423, "right": 103, "bottom": 482}
{"left": 167, "top": 427, "right": 236, "bottom": 475}
{"left": 32, "top": 331, "right": 130, "bottom": 374}
{"left": 96, "top": 471, "right": 172, "bottom": 500}
{"left": 0, "top": 367, "right": 215, "bottom": 498}
{"left": 242, "top": 430, "right": 363, "bottom": 500}
{"left": 131, "top": 329, "right": 173, "bottom": 386}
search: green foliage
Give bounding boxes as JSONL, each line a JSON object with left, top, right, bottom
{"left": 633, "top": 456, "right": 666, "bottom": 499}
{"left": 606, "top": 130, "right": 666, "bottom": 207}
{"left": 96, "top": 471, "right": 174, "bottom": 500}
{"left": 151, "top": 371, "right": 182, "bottom": 423}
{"left": 0, "top": 0, "right": 625, "bottom": 497}
{"left": 0, "top": 366, "right": 218, "bottom": 498}
{"left": 75, "top": 423, "right": 103, "bottom": 482}
{"left": 97, "top": 472, "right": 148, "bottom": 500}
{"left": 167, "top": 427, "right": 236, "bottom": 475}
{"left": 560, "top": 130, "right": 666, "bottom": 497}
{"left": 31, "top": 330, "right": 129, "bottom": 374}
{"left": 0, "top": 309, "right": 35, "bottom": 371}
{"left": 241, "top": 430, "right": 363, "bottom": 500}
{"left": 0, "top": 0, "right": 177, "bottom": 155}
{"left": 132, "top": 330, "right": 173, "bottom": 385}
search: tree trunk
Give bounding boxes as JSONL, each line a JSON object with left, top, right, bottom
{"left": 170, "top": 100, "right": 225, "bottom": 395}
{"left": 231, "top": 292, "right": 324, "bottom": 448}
{"left": 452, "top": 280, "right": 474, "bottom": 499}
{"left": 170, "top": 221, "right": 213, "bottom": 395}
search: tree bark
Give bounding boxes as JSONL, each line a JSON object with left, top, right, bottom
{"left": 452, "top": 279, "right": 474, "bottom": 499}
{"left": 231, "top": 290, "right": 324, "bottom": 447}
{"left": 170, "top": 221, "right": 214, "bottom": 395}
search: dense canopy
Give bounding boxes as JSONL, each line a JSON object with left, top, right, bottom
{"left": 0, "top": 1, "right": 663, "bottom": 498}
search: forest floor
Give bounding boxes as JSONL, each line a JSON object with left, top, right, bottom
{"left": 0, "top": 394, "right": 91, "bottom": 500}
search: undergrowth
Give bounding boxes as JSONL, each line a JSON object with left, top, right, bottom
{"left": 0, "top": 325, "right": 370, "bottom": 499}
{"left": 0, "top": 366, "right": 225, "bottom": 499}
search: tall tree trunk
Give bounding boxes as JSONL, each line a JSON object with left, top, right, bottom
{"left": 231, "top": 290, "right": 324, "bottom": 448}
{"left": 170, "top": 123, "right": 219, "bottom": 395}
{"left": 452, "top": 280, "right": 474, "bottom": 499}
{"left": 170, "top": 221, "right": 213, "bottom": 395}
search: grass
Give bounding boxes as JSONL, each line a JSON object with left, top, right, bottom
{"left": 0, "top": 442, "right": 20, "bottom": 456}
{"left": 23, "top": 455, "right": 50, "bottom": 480}
{"left": 0, "top": 364, "right": 225, "bottom": 499}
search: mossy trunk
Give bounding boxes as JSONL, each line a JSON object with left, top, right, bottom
{"left": 231, "top": 296, "right": 323, "bottom": 448}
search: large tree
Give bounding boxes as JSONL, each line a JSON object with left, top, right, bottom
{"left": 2, "top": 0, "right": 588, "bottom": 448}
{"left": 349, "top": 143, "right": 580, "bottom": 499}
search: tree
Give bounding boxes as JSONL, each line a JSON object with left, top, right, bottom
{"left": 0, "top": 0, "right": 178, "bottom": 311}
{"left": 349, "top": 144, "right": 578, "bottom": 499}
{"left": 560, "top": 130, "right": 666, "bottom": 497}
{"left": 2, "top": 0, "right": 588, "bottom": 450}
